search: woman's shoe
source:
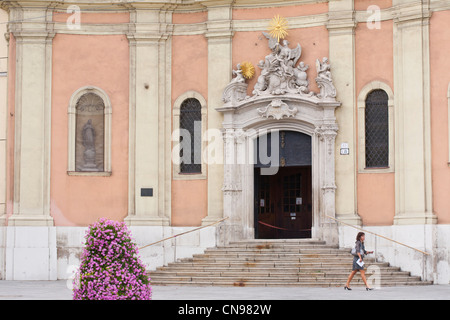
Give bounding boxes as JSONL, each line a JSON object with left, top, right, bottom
{"left": 366, "top": 287, "right": 373, "bottom": 291}
{"left": 344, "top": 286, "right": 352, "bottom": 290}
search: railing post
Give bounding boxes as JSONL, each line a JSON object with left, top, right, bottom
{"left": 174, "top": 237, "right": 177, "bottom": 263}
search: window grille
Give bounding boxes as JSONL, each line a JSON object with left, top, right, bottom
{"left": 180, "top": 98, "right": 202, "bottom": 173}
{"left": 365, "top": 89, "right": 389, "bottom": 168}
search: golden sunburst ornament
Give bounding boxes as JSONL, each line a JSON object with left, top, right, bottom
{"left": 240, "top": 61, "right": 255, "bottom": 80}
{"left": 268, "top": 15, "right": 289, "bottom": 42}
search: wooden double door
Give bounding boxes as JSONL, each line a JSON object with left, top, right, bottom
{"left": 254, "top": 166, "right": 312, "bottom": 239}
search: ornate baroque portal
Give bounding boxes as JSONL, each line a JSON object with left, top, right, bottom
{"left": 217, "top": 32, "right": 341, "bottom": 245}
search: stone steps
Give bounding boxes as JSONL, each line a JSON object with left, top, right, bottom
{"left": 157, "top": 266, "right": 403, "bottom": 273}
{"left": 150, "top": 275, "right": 423, "bottom": 283}
{"left": 149, "top": 239, "right": 432, "bottom": 287}
{"left": 150, "top": 280, "right": 433, "bottom": 287}
{"left": 150, "top": 271, "right": 413, "bottom": 278}
{"left": 207, "top": 248, "right": 350, "bottom": 253}
{"left": 165, "top": 261, "right": 391, "bottom": 269}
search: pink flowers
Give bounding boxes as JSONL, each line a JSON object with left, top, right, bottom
{"left": 73, "top": 218, "right": 152, "bottom": 300}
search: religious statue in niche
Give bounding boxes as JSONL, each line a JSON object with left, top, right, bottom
{"left": 75, "top": 92, "right": 105, "bottom": 172}
{"left": 80, "top": 119, "right": 99, "bottom": 171}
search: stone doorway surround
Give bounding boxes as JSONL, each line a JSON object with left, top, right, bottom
{"left": 216, "top": 33, "right": 341, "bottom": 245}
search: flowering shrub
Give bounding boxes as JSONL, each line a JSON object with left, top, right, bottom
{"left": 73, "top": 218, "right": 152, "bottom": 300}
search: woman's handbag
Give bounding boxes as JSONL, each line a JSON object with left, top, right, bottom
{"left": 351, "top": 246, "right": 364, "bottom": 256}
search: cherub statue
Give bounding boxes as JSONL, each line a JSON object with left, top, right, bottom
{"left": 294, "top": 61, "right": 309, "bottom": 88}
{"left": 253, "top": 60, "right": 268, "bottom": 95}
{"left": 231, "top": 63, "right": 245, "bottom": 83}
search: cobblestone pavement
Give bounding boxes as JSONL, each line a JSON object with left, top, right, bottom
{"left": 0, "top": 281, "right": 449, "bottom": 300}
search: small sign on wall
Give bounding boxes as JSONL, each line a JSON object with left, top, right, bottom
{"left": 340, "top": 142, "right": 350, "bottom": 155}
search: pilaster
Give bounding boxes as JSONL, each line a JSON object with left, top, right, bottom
{"left": 201, "top": 1, "right": 234, "bottom": 225}
{"left": 7, "top": 5, "right": 54, "bottom": 226}
{"left": 125, "top": 7, "right": 173, "bottom": 226}
{"left": 392, "top": 0, "right": 436, "bottom": 225}
{"left": 0, "top": 9, "right": 7, "bottom": 227}
{"left": 327, "top": 0, "right": 361, "bottom": 226}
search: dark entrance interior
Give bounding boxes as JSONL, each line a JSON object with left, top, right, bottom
{"left": 254, "top": 131, "right": 312, "bottom": 239}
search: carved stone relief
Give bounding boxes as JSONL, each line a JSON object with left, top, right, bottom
{"left": 257, "top": 99, "right": 298, "bottom": 120}
{"left": 222, "top": 32, "right": 337, "bottom": 105}
{"left": 217, "top": 32, "right": 341, "bottom": 245}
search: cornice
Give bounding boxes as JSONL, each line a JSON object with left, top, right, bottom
{"left": 326, "top": 10, "right": 357, "bottom": 33}
{"left": 392, "top": 1, "right": 432, "bottom": 25}
{"left": 3, "top": 0, "right": 450, "bottom": 37}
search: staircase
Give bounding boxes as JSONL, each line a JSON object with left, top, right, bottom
{"left": 149, "top": 239, "right": 432, "bottom": 287}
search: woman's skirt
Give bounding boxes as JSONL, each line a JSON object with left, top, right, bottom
{"left": 352, "top": 256, "right": 365, "bottom": 271}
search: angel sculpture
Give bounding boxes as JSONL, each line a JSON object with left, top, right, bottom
{"left": 316, "top": 57, "right": 332, "bottom": 81}
{"left": 254, "top": 32, "right": 304, "bottom": 95}
{"left": 231, "top": 63, "right": 245, "bottom": 84}
{"left": 279, "top": 39, "right": 302, "bottom": 70}
{"left": 253, "top": 60, "right": 268, "bottom": 95}
{"left": 315, "top": 57, "right": 336, "bottom": 99}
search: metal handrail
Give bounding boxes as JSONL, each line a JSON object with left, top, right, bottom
{"left": 138, "top": 217, "right": 229, "bottom": 250}
{"left": 325, "top": 215, "right": 429, "bottom": 255}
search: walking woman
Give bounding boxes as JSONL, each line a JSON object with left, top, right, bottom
{"left": 344, "top": 232, "right": 374, "bottom": 291}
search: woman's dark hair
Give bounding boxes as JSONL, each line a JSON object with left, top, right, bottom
{"left": 356, "top": 232, "right": 365, "bottom": 241}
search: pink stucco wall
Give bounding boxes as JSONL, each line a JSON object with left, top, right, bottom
{"left": 171, "top": 32, "right": 208, "bottom": 227}
{"left": 50, "top": 32, "right": 129, "bottom": 226}
{"left": 173, "top": 11, "right": 207, "bottom": 24}
{"left": 232, "top": 2, "right": 328, "bottom": 20}
{"left": 354, "top": 0, "right": 392, "bottom": 11}
{"left": 355, "top": 20, "right": 395, "bottom": 226}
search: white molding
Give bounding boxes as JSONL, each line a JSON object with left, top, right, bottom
{"left": 67, "top": 171, "right": 112, "bottom": 177}
{"left": 216, "top": 91, "right": 341, "bottom": 244}
{"left": 9, "top": 1, "right": 448, "bottom": 39}
{"left": 357, "top": 81, "right": 395, "bottom": 174}
{"left": 67, "top": 86, "right": 112, "bottom": 173}
{"left": 172, "top": 91, "right": 208, "bottom": 181}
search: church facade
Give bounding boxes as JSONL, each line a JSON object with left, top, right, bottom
{"left": 0, "top": 0, "right": 449, "bottom": 284}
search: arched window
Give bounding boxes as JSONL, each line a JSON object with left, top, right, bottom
{"left": 179, "top": 98, "right": 202, "bottom": 174}
{"left": 365, "top": 89, "right": 389, "bottom": 168}
{"left": 68, "top": 86, "right": 112, "bottom": 175}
